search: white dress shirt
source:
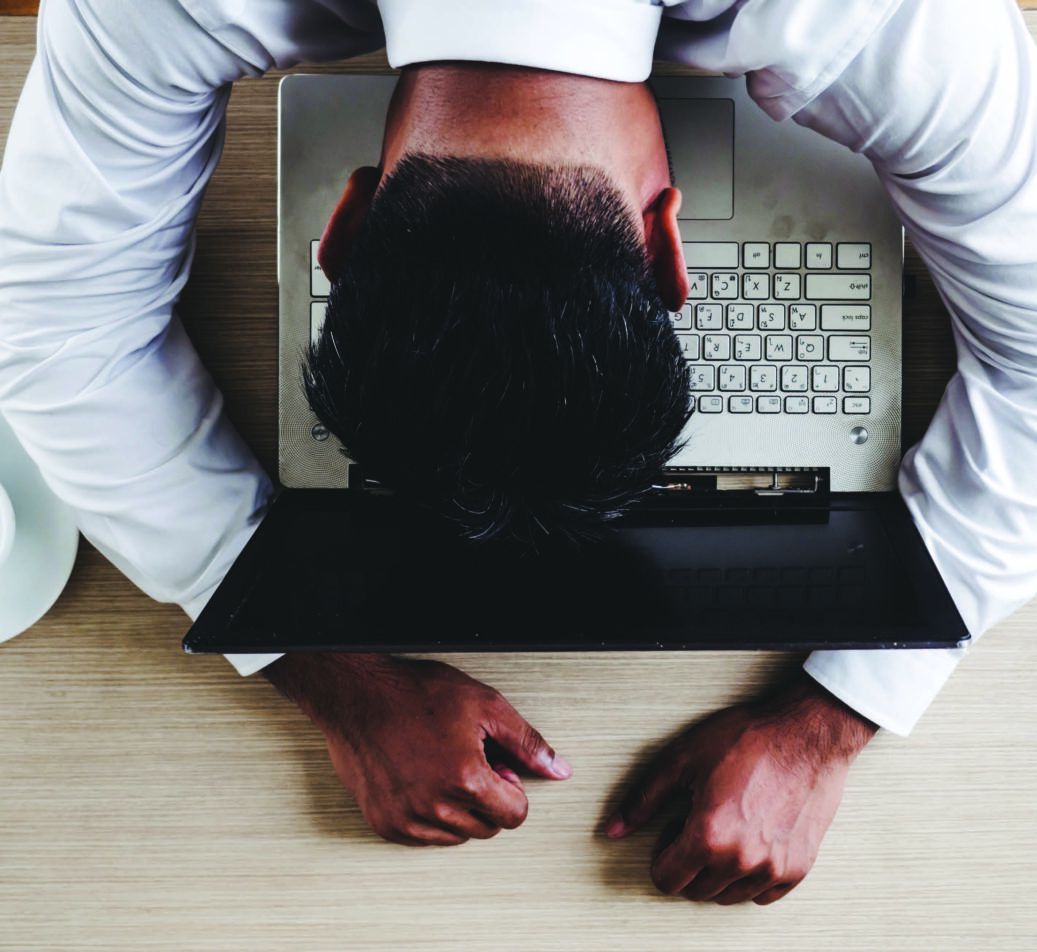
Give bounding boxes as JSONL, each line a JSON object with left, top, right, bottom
{"left": 1, "top": 0, "right": 1034, "bottom": 733}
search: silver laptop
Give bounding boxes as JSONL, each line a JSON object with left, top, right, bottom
{"left": 277, "top": 74, "right": 902, "bottom": 496}
{"left": 181, "top": 71, "right": 969, "bottom": 657}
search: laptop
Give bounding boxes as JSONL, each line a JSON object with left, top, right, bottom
{"left": 182, "top": 73, "right": 968, "bottom": 655}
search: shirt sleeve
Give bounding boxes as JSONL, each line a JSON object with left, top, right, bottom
{"left": 658, "top": 0, "right": 1037, "bottom": 735}
{"left": 0, "top": 0, "right": 382, "bottom": 675}
{"left": 794, "top": 0, "right": 1037, "bottom": 735}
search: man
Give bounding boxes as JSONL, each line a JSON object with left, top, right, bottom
{"left": 1, "top": 0, "right": 1035, "bottom": 907}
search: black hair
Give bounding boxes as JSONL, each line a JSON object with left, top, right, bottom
{"left": 304, "top": 153, "right": 692, "bottom": 546}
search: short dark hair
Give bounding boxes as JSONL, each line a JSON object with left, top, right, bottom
{"left": 304, "top": 153, "right": 691, "bottom": 545}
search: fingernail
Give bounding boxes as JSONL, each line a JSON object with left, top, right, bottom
{"left": 604, "top": 813, "right": 626, "bottom": 838}
{"left": 547, "top": 751, "right": 573, "bottom": 779}
{"left": 492, "top": 763, "right": 521, "bottom": 784}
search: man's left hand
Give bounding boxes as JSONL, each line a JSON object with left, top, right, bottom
{"left": 605, "top": 674, "right": 877, "bottom": 905}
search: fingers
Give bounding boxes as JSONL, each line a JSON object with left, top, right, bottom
{"left": 606, "top": 751, "right": 687, "bottom": 838}
{"left": 381, "top": 823, "right": 469, "bottom": 848}
{"left": 489, "top": 707, "right": 572, "bottom": 781}
{"left": 649, "top": 825, "right": 707, "bottom": 896}
{"left": 376, "top": 806, "right": 506, "bottom": 848}
{"left": 652, "top": 830, "right": 804, "bottom": 905}
{"left": 753, "top": 882, "right": 800, "bottom": 905}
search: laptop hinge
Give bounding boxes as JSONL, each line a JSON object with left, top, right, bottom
{"left": 655, "top": 466, "right": 830, "bottom": 498}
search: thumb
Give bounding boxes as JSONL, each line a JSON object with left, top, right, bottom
{"left": 605, "top": 747, "right": 689, "bottom": 839}
{"left": 490, "top": 706, "right": 572, "bottom": 781}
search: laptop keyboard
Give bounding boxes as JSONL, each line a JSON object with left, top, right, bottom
{"left": 310, "top": 237, "right": 874, "bottom": 420}
{"left": 672, "top": 241, "right": 873, "bottom": 415}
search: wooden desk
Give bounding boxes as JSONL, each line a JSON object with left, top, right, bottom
{"left": 2, "top": 15, "right": 1036, "bottom": 952}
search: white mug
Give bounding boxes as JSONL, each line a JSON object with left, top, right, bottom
{"left": 0, "top": 480, "right": 15, "bottom": 568}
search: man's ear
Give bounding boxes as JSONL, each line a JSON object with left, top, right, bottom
{"left": 643, "top": 187, "right": 688, "bottom": 312}
{"left": 317, "top": 165, "right": 382, "bottom": 283}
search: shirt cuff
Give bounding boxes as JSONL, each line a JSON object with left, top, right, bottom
{"left": 223, "top": 652, "right": 284, "bottom": 676}
{"left": 803, "top": 646, "right": 966, "bottom": 737}
{"left": 181, "top": 560, "right": 283, "bottom": 677}
{"left": 379, "top": 0, "right": 663, "bottom": 82}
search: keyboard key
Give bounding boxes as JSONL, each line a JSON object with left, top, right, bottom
{"left": 687, "top": 272, "right": 709, "bottom": 299}
{"left": 685, "top": 242, "right": 740, "bottom": 268}
{"left": 789, "top": 304, "right": 817, "bottom": 330}
{"left": 696, "top": 303, "right": 723, "bottom": 329}
{"left": 813, "top": 396, "right": 838, "bottom": 413}
{"left": 310, "top": 301, "right": 326, "bottom": 347}
{"left": 750, "top": 365, "right": 777, "bottom": 391}
{"left": 698, "top": 395, "right": 724, "bottom": 413}
{"left": 765, "top": 335, "right": 793, "bottom": 361}
{"left": 780, "top": 365, "right": 808, "bottom": 391}
{"left": 669, "top": 304, "right": 693, "bottom": 329}
{"left": 757, "top": 396, "right": 782, "bottom": 413}
{"left": 758, "top": 304, "right": 785, "bottom": 330}
{"left": 774, "top": 242, "right": 802, "bottom": 268}
{"left": 711, "top": 273, "right": 739, "bottom": 299}
{"left": 719, "top": 365, "right": 746, "bottom": 390}
{"left": 677, "top": 333, "right": 700, "bottom": 360}
{"left": 729, "top": 396, "right": 754, "bottom": 413}
{"left": 703, "top": 335, "right": 731, "bottom": 360}
{"left": 844, "top": 396, "right": 871, "bottom": 414}
{"left": 742, "top": 273, "right": 769, "bottom": 299}
{"left": 733, "top": 334, "right": 762, "bottom": 360}
{"left": 796, "top": 335, "right": 824, "bottom": 361}
{"left": 310, "top": 239, "right": 331, "bottom": 297}
{"left": 828, "top": 337, "right": 871, "bottom": 361}
{"left": 688, "top": 365, "right": 716, "bottom": 390}
{"left": 844, "top": 366, "right": 871, "bottom": 392}
{"left": 806, "top": 273, "right": 871, "bottom": 300}
{"left": 805, "top": 243, "right": 833, "bottom": 269}
{"left": 837, "top": 243, "right": 872, "bottom": 269}
{"left": 785, "top": 396, "right": 809, "bottom": 414}
{"left": 820, "top": 304, "right": 871, "bottom": 331}
{"left": 726, "top": 303, "right": 754, "bottom": 330}
{"left": 743, "top": 242, "right": 770, "bottom": 269}
{"left": 812, "top": 366, "right": 840, "bottom": 391}
{"left": 773, "top": 273, "right": 802, "bottom": 299}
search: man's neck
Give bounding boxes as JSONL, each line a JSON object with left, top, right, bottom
{"left": 379, "top": 63, "right": 672, "bottom": 215}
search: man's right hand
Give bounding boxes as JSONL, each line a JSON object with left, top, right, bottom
{"left": 263, "top": 653, "right": 571, "bottom": 846}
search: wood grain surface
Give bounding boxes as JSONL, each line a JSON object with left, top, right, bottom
{"left": 2, "top": 12, "right": 1036, "bottom": 952}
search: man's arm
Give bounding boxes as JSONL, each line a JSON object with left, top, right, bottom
{"left": 612, "top": 0, "right": 1037, "bottom": 903}
{"left": 264, "top": 653, "right": 572, "bottom": 846}
{"left": 0, "top": 0, "right": 380, "bottom": 670}
{"left": 655, "top": 0, "right": 1037, "bottom": 732}
{"left": 794, "top": 0, "right": 1037, "bottom": 734}
{"left": 607, "top": 673, "right": 876, "bottom": 905}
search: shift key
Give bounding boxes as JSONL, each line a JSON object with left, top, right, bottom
{"left": 806, "top": 273, "right": 871, "bottom": 300}
{"left": 821, "top": 304, "right": 871, "bottom": 331}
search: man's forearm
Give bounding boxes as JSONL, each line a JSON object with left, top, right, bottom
{"left": 761, "top": 673, "right": 878, "bottom": 768}
{"left": 262, "top": 653, "right": 398, "bottom": 738}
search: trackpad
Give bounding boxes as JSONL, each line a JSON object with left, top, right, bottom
{"left": 657, "top": 97, "right": 734, "bottom": 220}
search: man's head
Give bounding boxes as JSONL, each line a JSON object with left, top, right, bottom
{"left": 304, "top": 65, "right": 693, "bottom": 545}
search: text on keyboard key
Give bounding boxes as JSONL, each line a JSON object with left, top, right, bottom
{"left": 844, "top": 367, "right": 871, "bottom": 392}
{"left": 828, "top": 337, "right": 871, "bottom": 361}
{"left": 820, "top": 304, "right": 871, "bottom": 331}
{"left": 837, "top": 243, "right": 872, "bottom": 269}
{"left": 310, "top": 239, "right": 331, "bottom": 298}
{"left": 688, "top": 365, "right": 716, "bottom": 390}
{"left": 806, "top": 273, "right": 871, "bottom": 300}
